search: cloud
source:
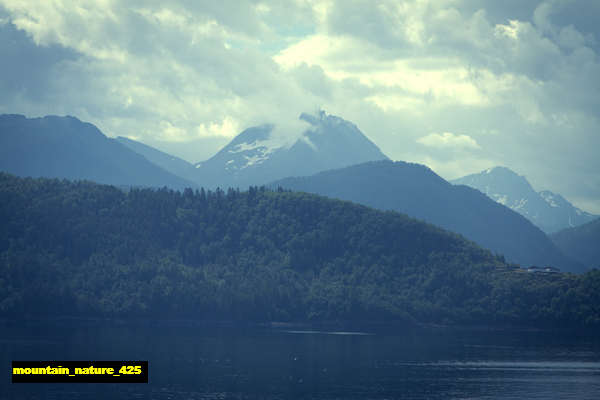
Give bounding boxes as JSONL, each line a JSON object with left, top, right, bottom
{"left": 417, "top": 132, "right": 481, "bottom": 150}
{"left": 0, "top": 0, "right": 319, "bottom": 139}
{"left": 0, "top": 0, "right": 598, "bottom": 212}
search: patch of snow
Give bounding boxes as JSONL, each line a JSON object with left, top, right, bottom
{"left": 225, "top": 159, "right": 237, "bottom": 171}
{"left": 233, "top": 145, "right": 283, "bottom": 169}
{"left": 229, "top": 141, "right": 265, "bottom": 154}
{"left": 541, "top": 192, "right": 559, "bottom": 208}
{"left": 227, "top": 132, "right": 294, "bottom": 158}
{"left": 225, "top": 139, "right": 282, "bottom": 170}
{"left": 513, "top": 198, "right": 528, "bottom": 211}
{"left": 241, "top": 153, "right": 269, "bottom": 169}
{"left": 492, "top": 194, "right": 508, "bottom": 205}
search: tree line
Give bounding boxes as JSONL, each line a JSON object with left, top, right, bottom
{"left": 1, "top": 173, "right": 599, "bottom": 328}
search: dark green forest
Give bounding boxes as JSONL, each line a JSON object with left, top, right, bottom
{"left": 1, "top": 173, "right": 599, "bottom": 328}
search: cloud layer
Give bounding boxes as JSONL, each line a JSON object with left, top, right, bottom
{"left": 0, "top": 0, "right": 598, "bottom": 212}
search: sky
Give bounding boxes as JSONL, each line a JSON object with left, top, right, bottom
{"left": 0, "top": 0, "right": 599, "bottom": 213}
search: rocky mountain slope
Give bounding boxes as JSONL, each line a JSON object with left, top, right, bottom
{"left": 452, "top": 167, "right": 596, "bottom": 233}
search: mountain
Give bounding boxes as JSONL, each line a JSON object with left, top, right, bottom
{"left": 551, "top": 217, "right": 600, "bottom": 269}
{"left": 193, "top": 111, "right": 388, "bottom": 189}
{"left": 116, "top": 136, "right": 198, "bottom": 182}
{"left": 2, "top": 172, "right": 600, "bottom": 328}
{"left": 273, "top": 160, "right": 584, "bottom": 273}
{"left": 0, "top": 114, "right": 195, "bottom": 189}
{"left": 452, "top": 166, "right": 597, "bottom": 233}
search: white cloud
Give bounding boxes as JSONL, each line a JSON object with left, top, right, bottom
{"left": 0, "top": 0, "right": 598, "bottom": 212}
{"left": 275, "top": 36, "right": 492, "bottom": 110}
{"left": 414, "top": 156, "right": 496, "bottom": 182}
{"left": 417, "top": 132, "right": 481, "bottom": 150}
{"left": 195, "top": 116, "right": 240, "bottom": 139}
{"left": 495, "top": 20, "right": 522, "bottom": 40}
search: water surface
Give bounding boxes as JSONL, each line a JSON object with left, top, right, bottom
{"left": 2, "top": 321, "right": 600, "bottom": 399}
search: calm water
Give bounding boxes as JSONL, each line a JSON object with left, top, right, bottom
{"left": 2, "top": 320, "right": 600, "bottom": 399}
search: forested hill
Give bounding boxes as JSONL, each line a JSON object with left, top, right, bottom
{"left": 1, "top": 173, "right": 599, "bottom": 328}
{"left": 273, "top": 161, "right": 582, "bottom": 273}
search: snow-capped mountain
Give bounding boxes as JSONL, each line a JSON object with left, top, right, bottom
{"left": 452, "top": 166, "right": 597, "bottom": 233}
{"left": 193, "top": 111, "right": 389, "bottom": 189}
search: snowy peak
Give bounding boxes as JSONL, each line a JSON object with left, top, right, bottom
{"left": 224, "top": 126, "right": 279, "bottom": 170}
{"left": 225, "top": 140, "right": 278, "bottom": 170}
{"left": 461, "top": 166, "right": 534, "bottom": 195}
{"left": 193, "top": 111, "right": 388, "bottom": 189}
{"left": 194, "top": 125, "right": 285, "bottom": 173}
{"left": 452, "top": 167, "right": 597, "bottom": 233}
{"left": 540, "top": 190, "right": 561, "bottom": 208}
{"left": 228, "top": 124, "right": 273, "bottom": 147}
{"left": 540, "top": 190, "right": 596, "bottom": 228}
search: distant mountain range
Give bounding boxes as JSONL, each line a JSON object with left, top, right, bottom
{"left": 116, "top": 136, "right": 198, "bottom": 183}
{"left": 0, "top": 111, "right": 389, "bottom": 191}
{"left": 551, "top": 217, "right": 600, "bottom": 269}
{"left": 0, "top": 112, "right": 593, "bottom": 274}
{"left": 0, "top": 114, "right": 194, "bottom": 189}
{"left": 273, "top": 161, "right": 584, "bottom": 273}
{"left": 452, "top": 167, "right": 597, "bottom": 233}
{"left": 192, "top": 111, "right": 388, "bottom": 189}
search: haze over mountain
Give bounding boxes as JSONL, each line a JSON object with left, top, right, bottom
{"left": 0, "top": 111, "right": 591, "bottom": 276}
{"left": 273, "top": 161, "right": 583, "bottom": 273}
{"left": 452, "top": 167, "right": 597, "bottom": 233}
{"left": 193, "top": 111, "right": 388, "bottom": 189}
{"left": 116, "top": 136, "right": 198, "bottom": 183}
{"left": 551, "top": 217, "right": 600, "bottom": 270}
{"left": 0, "top": 114, "right": 195, "bottom": 189}
{"left": 2, "top": 1, "right": 599, "bottom": 216}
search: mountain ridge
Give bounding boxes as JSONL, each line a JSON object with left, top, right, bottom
{"left": 273, "top": 160, "right": 584, "bottom": 273}
{"left": 193, "top": 111, "right": 388, "bottom": 189}
{"left": 0, "top": 114, "right": 196, "bottom": 190}
{"left": 452, "top": 166, "right": 596, "bottom": 233}
{"left": 551, "top": 217, "right": 600, "bottom": 269}
{"left": 116, "top": 135, "right": 198, "bottom": 182}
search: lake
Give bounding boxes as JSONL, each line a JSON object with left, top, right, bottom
{"left": 2, "top": 320, "right": 600, "bottom": 399}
